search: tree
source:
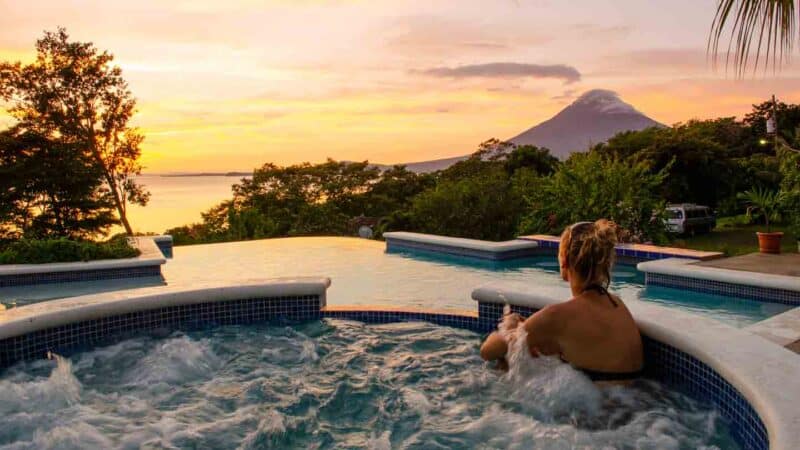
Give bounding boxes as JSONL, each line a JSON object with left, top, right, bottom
{"left": 407, "top": 167, "right": 523, "bottom": 241}
{"left": 778, "top": 148, "right": 800, "bottom": 238}
{"left": 0, "top": 128, "right": 116, "bottom": 239}
{"left": 363, "top": 165, "right": 435, "bottom": 217}
{"left": 518, "top": 152, "right": 669, "bottom": 243}
{"left": 744, "top": 99, "right": 800, "bottom": 149}
{"left": 0, "top": 28, "right": 149, "bottom": 235}
{"left": 709, "top": 0, "right": 797, "bottom": 75}
{"left": 594, "top": 121, "right": 738, "bottom": 207}
{"left": 503, "top": 145, "right": 560, "bottom": 176}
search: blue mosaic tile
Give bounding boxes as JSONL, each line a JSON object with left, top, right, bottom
{"left": 0, "top": 295, "right": 321, "bottom": 368}
{"left": 0, "top": 297, "right": 770, "bottom": 450}
{"left": 155, "top": 241, "right": 173, "bottom": 258}
{"left": 647, "top": 272, "right": 800, "bottom": 306}
{"left": 0, "top": 265, "right": 163, "bottom": 288}
{"left": 642, "top": 336, "right": 768, "bottom": 450}
{"left": 321, "top": 309, "right": 484, "bottom": 332}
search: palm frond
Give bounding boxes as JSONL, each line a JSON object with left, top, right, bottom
{"left": 708, "top": 0, "right": 796, "bottom": 76}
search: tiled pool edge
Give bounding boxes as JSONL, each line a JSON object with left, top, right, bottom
{"left": 0, "top": 237, "right": 167, "bottom": 287}
{"left": 152, "top": 235, "right": 173, "bottom": 258}
{"left": 638, "top": 258, "right": 800, "bottom": 306}
{"left": 383, "top": 231, "right": 541, "bottom": 261}
{"left": 0, "top": 280, "right": 795, "bottom": 450}
{"left": 472, "top": 285, "right": 800, "bottom": 450}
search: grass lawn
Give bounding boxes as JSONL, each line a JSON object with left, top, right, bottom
{"left": 670, "top": 216, "right": 799, "bottom": 256}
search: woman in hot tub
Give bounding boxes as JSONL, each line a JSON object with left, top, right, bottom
{"left": 480, "top": 219, "right": 643, "bottom": 381}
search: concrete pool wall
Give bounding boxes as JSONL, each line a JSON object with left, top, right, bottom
{"left": 0, "top": 236, "right": 166, "bottom": 287}
{"left": 638, "top": 257, "right": 800, "bottom": 306}
{"left": 0, "top": 279, "right": 796, "bottom": 449}
{"left": 383, "top": 231, "right": 542, "bottom": 260}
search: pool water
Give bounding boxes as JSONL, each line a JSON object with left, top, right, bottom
{"left": 162, "top": 237, "right": 790, "bottom": 327}
{"left": 0, "top": 237, "right": 792, "bottom": 327}
{"left": 0, "top": 319, "right": 739, "bottom": 449}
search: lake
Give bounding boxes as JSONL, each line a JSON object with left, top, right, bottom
{"left": 127, "top": 175, "right": 249, "bottom": 234}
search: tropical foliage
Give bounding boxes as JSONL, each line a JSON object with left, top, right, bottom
{"left": 518, "top": 152, "right": 669, "bottom": 242}
{"left": 0, "top": 235, "right": 139, "bottom": 264}
{"left": 709, "top": 0, "right": 797, "bottom": 75}
{"left": 737, "top": 187, "right": 785, "bottom": 232}
{"left": 779, "top": 148, "right": 800, "bottom": 238}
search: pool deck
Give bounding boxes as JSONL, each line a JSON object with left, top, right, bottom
{"left": 697, "top": 252, "right": 800, "bottom": 277}
{"left": 695, "top": 252, "right": 800, "bottom": 353}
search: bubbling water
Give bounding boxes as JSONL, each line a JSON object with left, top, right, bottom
{"left": 0, "top": 319, "right": 737, "bottom": 449}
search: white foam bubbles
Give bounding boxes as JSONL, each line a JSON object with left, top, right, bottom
{"left": 239, "top": 410, "right": 287, "bottom": 450}
{"left": 401, "top": 387, "right": 432, "bottom": 415}
{"left": 27, "top": 421, "right": 114, "bottom": 450}
{"left": 366, "top": 430, "right": 391, "bottom": 450}
{"left": 502, "top": 326, "right": 603, "bottom": 420}
{"left": 125, "top": 335, "right": 222, "bottom": 386}
{"left": 0, "top": 355, "right": 80, "bottom": 416}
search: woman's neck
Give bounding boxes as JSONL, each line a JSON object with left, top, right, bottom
{"left": 570, "top": 276, "right": 606, "bottom": 297}
{"left": 569, "top": 277, "right": 586, "bottom": 297}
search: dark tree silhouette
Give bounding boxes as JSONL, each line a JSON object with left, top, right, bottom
{"left": 0, "top": 28, "right": 149, "bottom": 234}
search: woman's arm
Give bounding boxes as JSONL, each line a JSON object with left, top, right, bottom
{"left": 480, "top": 312, "right": 522, "bottom": 361}
{"left": 521, "top": 305, "right": 564, "bottom": 356}
{"left": 480, "top": 331, "right": 509, "bottom": 361}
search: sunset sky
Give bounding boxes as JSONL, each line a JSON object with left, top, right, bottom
{"left": 1, "top": 0, "right": 799, "bottom": 173}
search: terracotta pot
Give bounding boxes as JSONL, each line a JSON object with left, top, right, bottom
{"left": 756, "top": 232, "right": 783, "bottom": 254}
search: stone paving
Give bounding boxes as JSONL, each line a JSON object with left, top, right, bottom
{"left": 698, "top": 252, "right": 800, "bottom": 277}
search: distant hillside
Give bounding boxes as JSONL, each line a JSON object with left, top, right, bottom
{"left": 375, "top": 89, "right": 664, "bottom": 172}
{"left": 159, "top": 172, "right": 251, "bottom": 177}
{"left": 368, "top": 155, "right": 470, "bottom": 173}
{"left": 509, "top": 89, "right": 664, "bottom": 159}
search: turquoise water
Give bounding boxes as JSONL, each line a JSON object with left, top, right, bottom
{"left": 162, "top": 237, "right": 789, "bottom": 327}
{"left": 1, "top": 237, "right": 792, "bottom": 327}
{"left": 0, "top": 319, "right": 738, "bottom": 449}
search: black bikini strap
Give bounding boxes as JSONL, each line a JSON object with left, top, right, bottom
{"left": 583, "top": 284, "right": 617, "bottom": 307}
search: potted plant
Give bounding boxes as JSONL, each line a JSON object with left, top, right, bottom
{"left": 737, "top": 187, "right": 786, "bottom": 254}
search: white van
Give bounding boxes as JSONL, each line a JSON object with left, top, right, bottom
{"left": 665, "top": 204, "right": 716, "bottom": 235}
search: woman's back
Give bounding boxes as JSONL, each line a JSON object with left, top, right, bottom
{"left": 480, "top": 219, "right": 644, "bottom": 380}
{"left": 553, "top": 292, "right": 643, "bottom": 374}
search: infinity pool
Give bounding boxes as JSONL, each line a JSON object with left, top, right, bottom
{"left": 0, "top": 320, "right": 739, "bottom": 449}
{"left": 163, "top": 237, "right": 790, "bottom": 327}
{"left": 0, "top": 237, "right": 792, "bottom": 327}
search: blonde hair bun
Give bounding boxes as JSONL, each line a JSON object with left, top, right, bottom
{"left": 560, "top": 219, "right": 618, "bottom": 288}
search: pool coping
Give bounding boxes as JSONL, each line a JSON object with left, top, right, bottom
{"left": 746, "top": 307, "right": 800, "bottom": 347}
{"left": 0, "top": 277, "right": 331, "bottom": 340}
{"left": 383, "top": 231, "right": 540, "bottom": 260}
{"left": 637, "top": 258, "right": 800, "bottom": 293}
{"left": 471, "top": 282, "right": 800, "bottom": 450}
{"left": 0, "top": 236, "right": 166, "bottom": 277}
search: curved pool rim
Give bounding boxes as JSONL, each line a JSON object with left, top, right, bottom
{"left": 0, "top": 279, "right": 796, "bottom": 450}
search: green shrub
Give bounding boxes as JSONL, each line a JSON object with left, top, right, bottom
{"left": 406, "top": 167, "right": 524, "bottom": 241}
{"left": 0, "top": 237, "right": 140, "bottom": 264}
{"left": 779, "top": 149, "right": 800, "bottom": 241}
{"left": 517, "top": 152, "right": 669, "bottom": 243}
